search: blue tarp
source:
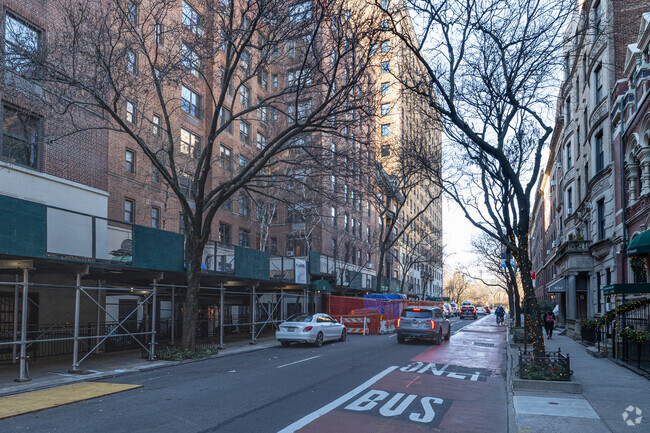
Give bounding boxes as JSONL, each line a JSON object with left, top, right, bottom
{"left": 362, "top": 294, "right": 406, "bottom": 319}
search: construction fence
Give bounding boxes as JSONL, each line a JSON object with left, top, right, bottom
{"left": 327, "top": 295, "right": 443, "bottom": 335}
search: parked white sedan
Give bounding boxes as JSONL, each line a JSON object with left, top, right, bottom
{"left": 276, "top": 313, "right": 347, "bottom": 347}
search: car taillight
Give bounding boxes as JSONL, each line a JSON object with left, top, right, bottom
{"left": 397, "top": 319, "right": 401, "bottom": 328}
{"left": 412, "top": 308, "right": 421, "bottom": 312}
{"left": 276, "top": 324, "right": 280, "bottom": 331}
{"left": 472, "top": 309, "right": 476, "bottom": 314}
{"left": 303, "top": 326, "right": 313, "bottom": 332}
{"left": 430, "top": 320, "right": 435, "bottom": 329}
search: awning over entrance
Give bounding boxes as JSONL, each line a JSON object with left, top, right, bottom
{"left": 310, "top": 279, "right": 332, "bottom": 292}
{"left": 603, "top": 283, "right": 650, "bottom": 296}
{"left": 547, "top": 278, "right": 566, "bottom": 293}
{"left": 627, "top": 231, "right": 650, "bottom": 255}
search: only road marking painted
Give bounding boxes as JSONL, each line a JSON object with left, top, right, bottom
{"left": 277, "top": 355, "right": 322, "bottom": 369}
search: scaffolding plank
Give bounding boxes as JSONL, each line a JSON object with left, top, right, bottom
{"left": 0, "top": 382, "right": 142, "bottom": 419}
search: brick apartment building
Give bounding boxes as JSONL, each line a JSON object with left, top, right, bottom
{"left": 0, "top": 0, "right": 442, "bottom": 374}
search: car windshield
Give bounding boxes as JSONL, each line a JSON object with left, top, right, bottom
{"left": 402, "top": 310, "right": 433, "bottom": 319}
{"left": 285, "top": 314, "right": 313, "bottom": 323}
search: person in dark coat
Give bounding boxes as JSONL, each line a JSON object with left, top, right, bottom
{"left": 544, "top": 310, "right": 556, "bottom": 339}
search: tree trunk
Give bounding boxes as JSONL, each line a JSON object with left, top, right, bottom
{"left": 513, "top": 285, "right": 522, "bottom": 327}
{"left": 181, "top": 241, "right": 203, "bottom": 350}
{"left": 376, "top": 247, "right": 386, "bottom": 292}
{"left": 515, "top": 240, "right": 545, "bottom": 358}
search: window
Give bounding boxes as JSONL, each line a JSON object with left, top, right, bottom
{"left": 381, "top": 20, "right": 390, "bottom": 31}
{"left": 595, "top": 132, "right": 604, "bottom": 172}
{"left": 594, "top": 64, "right": 603, "bottom": 103}
{"left": 152, "top": 114, "right": 161, "bottom": 136}
{"left": 381, "top": 61, "right": 390, "bottom": 74}
{"left": 366, "top": 226, "right": 371, "bottom": 242}
{"left": 151, "top": 207, "right": 160, "bottom": 228}
{"left": 179, "top": 213, "right": 185, "bottom": 234}
{"left": 565, "top": 97, "right": 570, "bottom": 123}
{"left": 597, "top": 199, "right": 605, "bottom": 240}
{"left": 566, "top": 143, "right": 572, "bottom": 169}
{"left": 155, "top": 22, "right": 163, "bottom": 45}
{"left": 181, "top": 43, "right": 201, "bottom": 77}
{"left": 239, "top": 194, "right": 250, "bottom": 217}
{"left": 1, "top": 104, "right": 41, "bottom": 169}
{"left": 331, "top": 239, "right": 337, "bottom": 255}
{"left": 381, "top": 40, "right": 390, "bottom": 53}
{"left": 182, "top": 1, "right": 203, "bottom": 35}
{"left": 126, "top": 50, "right": 137, "bottom": 74}
{"left": 381, "top": 103, "right": 390, "bottom": 116}
{"left": 180, "top": 173, "right": 193, "bottom": 200}
{"left": 258, "top": 69, "right": 269, "bottom": 90}
{"left": 331, "top": 207, "right": 337, "bottom": 226}
{"left": 4, "top": 13, "right": 40, "bottom": 76}
{"left": 239, "top": 229, "right": 250, "bottom": 247}
{"left": 270, "top": 237, "right": 278, "bottom": 254}
{"left": 240, "top": 85, "right": 251, "bottom": 109}
{"left": 593, "top": 2, "right": 601, "bottom": 34}
{"left": 369, "top": 44, "right": 378, "bottom": 56}
{"left": 126, "top": 101, "right": 136, "bottom": 123}
{"left": 381, "top": 145, "right": 390, "bottom": 157}
{"left": 331, "top": 175, "right": 336, "bottom": 193}
{"left": 381, "top": 124, "right": 390, "bottom": 136}
{"left": 239, "top": 154, "right": 250, "bottom": 172}
{"left": 220, "top": 107, "right": 232, "bottom": 133}
{"left": 219, "top": 222, "right": 232, "bottom": 244}
{"left": 127, "top": 1, "right": 138, "bottom": 25}
{"left": 239, "top": 121, "right": 251, "bottom": 145}
{"left": 181, "top": 86, "right": 202, "bottom": 118}
{"left": 124, "top": 199, "right": 134, "bottom": 223}
{"left": 367, "top": 200, "right": 371, "bottom": 217}
{"left": 381, "top": 82, "right": 390, "bottom": 95}
{"left": 125, "top": 149, "right": 135, "bottom": 173}
{"left": 240, "top": 51, "right": 251, "bottom": 70}
{"left": 344, "top": 214, "right": 349, "bottom": 232}
{"left": 152, "top": 164, "right": 161, "bottom": 183}
{"left": 256, "top": 132, "right": 267, "bottom": 150}
{"left": 381, "top": 0, "right": 390, "bottom": 9}
{"left": 220, "top": 145, "right": 232, "bottom": 171}
{"left": 180, "top": 128, "right": 201, "bottom": 157}
{"left": 272, "top": 74, "right": 278, "bottom": 88}
{"left": 289, "top": 2, "right": 312, "bottom": 23}
{"left": 567, "top": 188, "right": 572, "bottom": 212}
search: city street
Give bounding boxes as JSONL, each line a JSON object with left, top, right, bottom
{"left": 0, "top": 315, "right": 506, "bottom": 433}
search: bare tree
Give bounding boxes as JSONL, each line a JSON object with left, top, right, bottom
{"left": 381, "top": 0, "right": 572, "bottom": 357}
{"left": 469, "top": 232, "right": 521, "bottom": 324}
{"left": 10, "top": 0, "right": 381, "bottom": 349}
{"left": 444, "top": 268, "right": 470, "bottom": 304}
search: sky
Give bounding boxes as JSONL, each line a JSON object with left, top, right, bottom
{"left": 442, "top": 196, "right": 479, "bottom": 274}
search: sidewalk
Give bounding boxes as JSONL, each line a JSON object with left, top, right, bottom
{"left": 0, "top": 336, "right": 280, "bottom": 397}
{"left": 510, "top": 333, "right": 649, "bottom": 433}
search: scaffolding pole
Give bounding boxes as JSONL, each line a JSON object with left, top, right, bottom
{"left": 12, "top": 274, "right": 19, "bottom": 365}
{"left": 171, "top": 285, "right": 176, "bottom": 343}
{"left": 70, "top": 273, "right": 82, "bottom": 373}
{"left": 95, "top": 280, "right": 102, "bottom": 355}
{"left": 149, "top": 280, "right": 158, "bottom": 360}
{"left": 16, "top": 269, "right": 30, "bottom": 381}
{"left": 250, "top": 284, "right": 257, "bottom": 345}
{"left": 219, "top": 285, "right": 224, "bottom": 349}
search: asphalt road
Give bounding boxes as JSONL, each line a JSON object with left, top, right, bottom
{"left": 0, "top": 315, "right": 504, "bottom": 433}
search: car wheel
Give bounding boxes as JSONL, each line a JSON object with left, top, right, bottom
{"left": 339, "top": 328, "right": 347, "bottom": 342}
{"left": 397, "top": 334, "right": 406, "bottom": 344}
{"left": 434, "top": 330, "right": 443, "bottom": 345}
{"left": 314, "top": 332, "right": 324, "bottom": 347}
{"left": 280, "top": 341, "right": 291, "bottom": 347}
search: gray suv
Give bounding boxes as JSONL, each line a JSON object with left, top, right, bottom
{"left": 397, "top": 306, "right": 451, "bottom": 344}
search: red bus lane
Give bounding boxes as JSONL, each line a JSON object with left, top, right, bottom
{"left": 279, "top": 317, "right": 507, "bottom": 433}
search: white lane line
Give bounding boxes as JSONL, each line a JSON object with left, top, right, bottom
{"left": 276, "top": 355, "right": 322, "bottom": 369}
{"left": 277, "top": 366, "right": 399, "bottom": 433}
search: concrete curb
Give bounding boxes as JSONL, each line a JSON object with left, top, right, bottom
{"left": 512, "top": 378, "right": 582, "bottom": 393}
{"left": 505, "top": 324, "right": 517, "bottom": 433}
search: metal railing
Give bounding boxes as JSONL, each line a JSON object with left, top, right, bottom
{"left": 518, "top": 348, "right": 572, "bottom": 381}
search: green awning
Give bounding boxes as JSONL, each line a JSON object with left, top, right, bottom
{"left": 627, "top": 231, "right": 650, "bottom": 255}
{"left": 310, "top": 280, "right": 332, "bottom": 292}
{"left": 426, "top": 296, "right": 449, "bottom": 301}
{"left": 603, "top": 283, "right": 650, "bottom": 296}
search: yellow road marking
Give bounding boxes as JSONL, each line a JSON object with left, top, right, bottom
{"left": 0, "top": 382, "right": 142, "bottom": 419}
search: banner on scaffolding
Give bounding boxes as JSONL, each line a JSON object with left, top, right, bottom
{"left": 295, "top": 259, "right": 307, "bottom": 284}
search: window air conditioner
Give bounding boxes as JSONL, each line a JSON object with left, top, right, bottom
{"left": 367, "top": 263, "right": 374, "bottom": 269}
{"left": 286, "top": 251, "right": 294, "bottom": 256}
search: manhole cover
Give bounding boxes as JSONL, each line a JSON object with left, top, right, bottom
{"left": 472, "top": 342, "right": 495, "bottom": 347}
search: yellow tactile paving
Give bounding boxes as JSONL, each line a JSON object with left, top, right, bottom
{"left": 0, "top": 382, "right": 142, "bottom": 419}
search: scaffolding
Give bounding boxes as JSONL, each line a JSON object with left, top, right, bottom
{"left": 0, "top": 272, "right": 311, "bottom": 381}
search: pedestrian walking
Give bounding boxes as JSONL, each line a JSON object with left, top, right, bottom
{"left": 544, "top": 310, "right": 556, "bottom": 339}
